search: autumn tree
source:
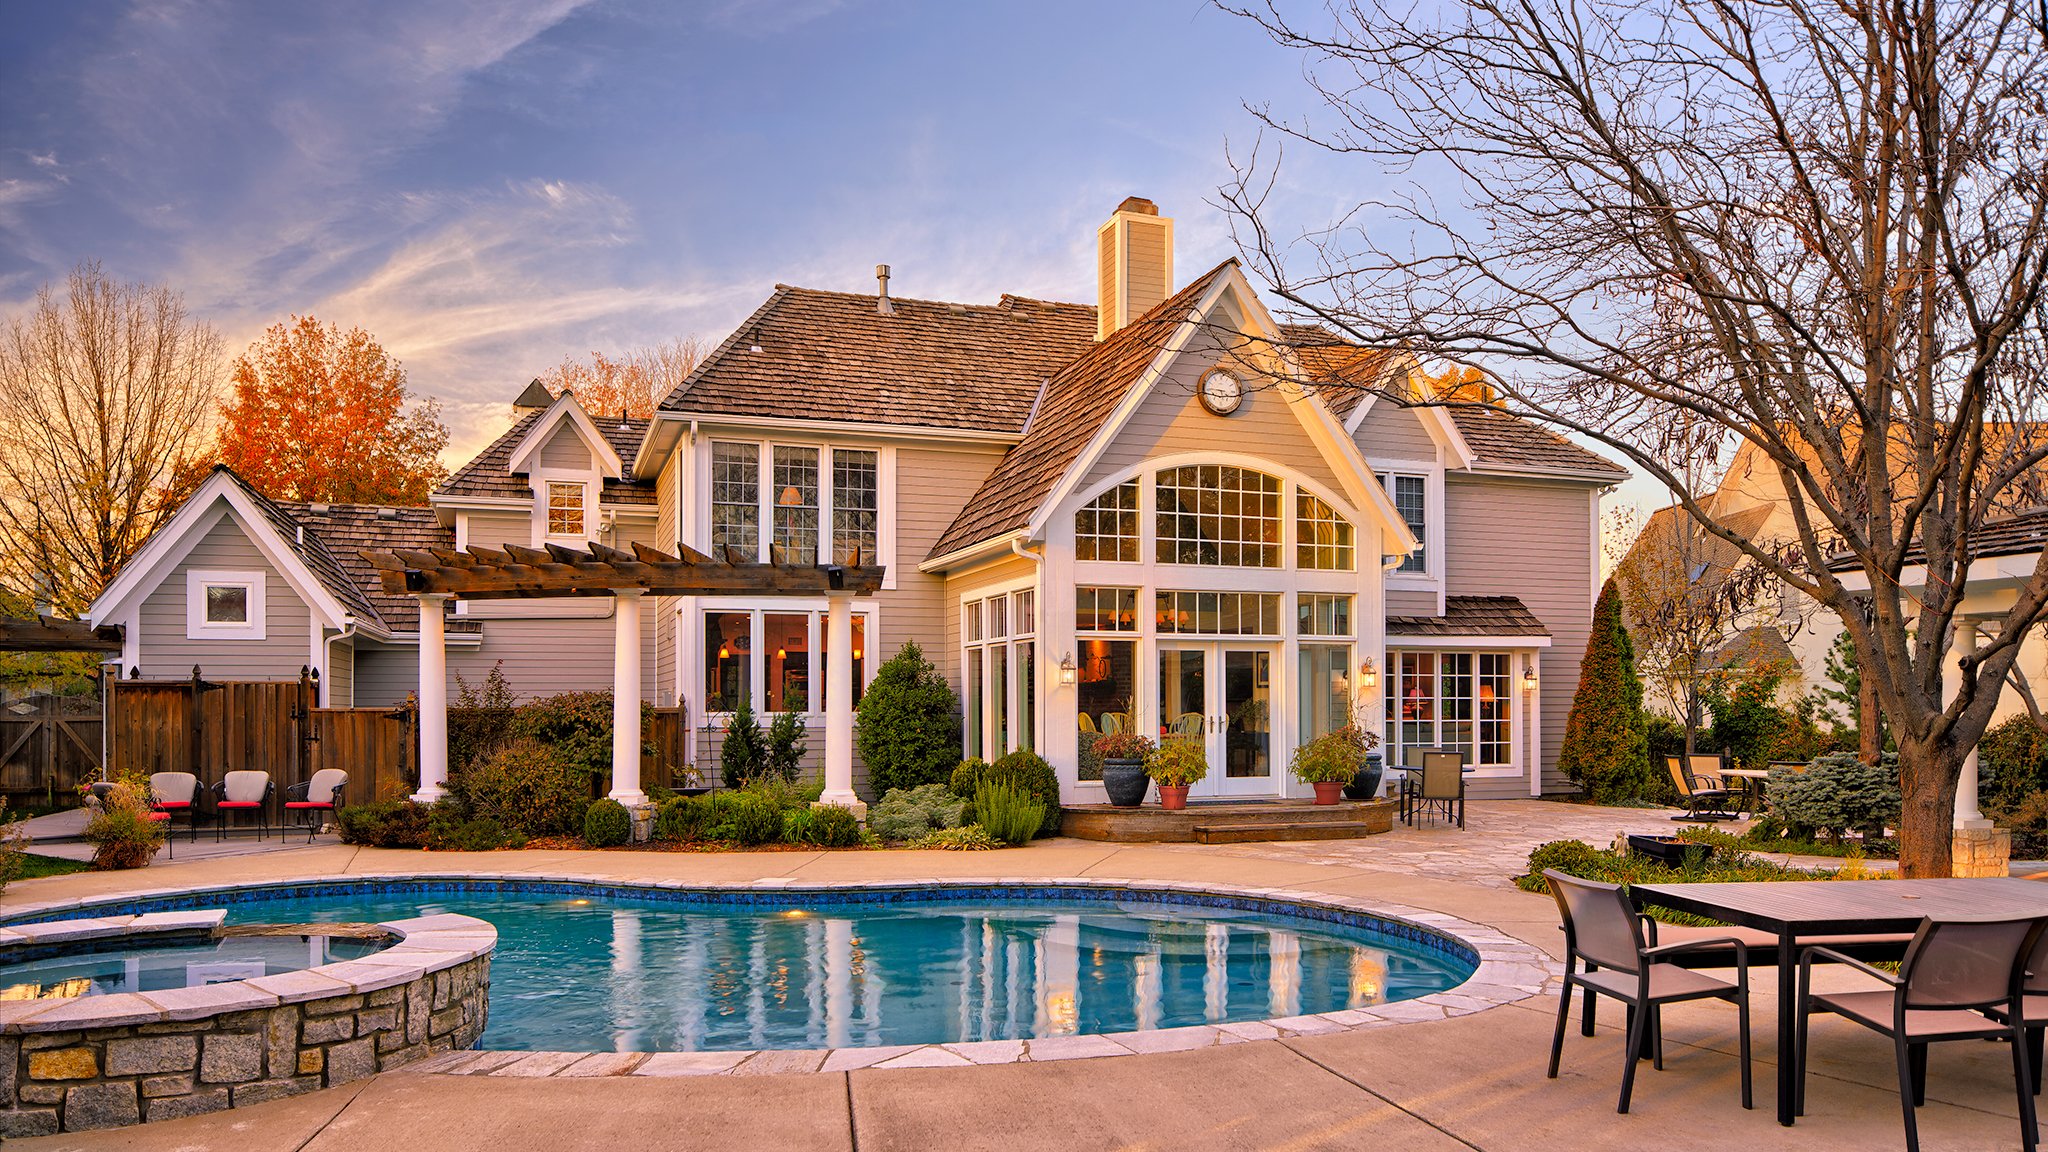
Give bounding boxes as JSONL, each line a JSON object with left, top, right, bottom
{"left": 1224, "top": 1, "right": 2048, "bottom": 877}
{"left": 0, "top": 261, "right": 223, "bottom": 614}
{"left": 535, "top": 337, "right": 704, "bottom": 419}
{"left": 216, "top": 317, "right": 448, "bottom": 504}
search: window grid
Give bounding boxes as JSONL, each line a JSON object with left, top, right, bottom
{"left": 1153, "top": 590, "right": 1282, "bottom": 637}
{"left": 832, "top": 449, "right": 879, "bottom": 565}
{"left": 1478, "top": 653, "right": 1512, "bottom": 765}
{"left": 1154, "top": 465, "right": 1282, "bottom": 567}
{"left": 1075, "top": 586, "right": 1139, "bottom": 633}
{"left": 546, "top": 481, "right": 584, "bottom": 537}
{"left": 710, "top": 442, "right": 760, "bottom": 555}
{"left": 1295, "top": 491, "right": 1355, "bottom": 571}
{"left": 772, "top": 446, "right": 819, "bottom": 564}
{"left": 1380, "top": 473, "right": 1427, "bottom": 573}
{"left": 1075, "top": 480, "right": 1140, "bottom": 562}
{"left": 1297, "top": 594, "right": 1353, "bottom": 637}
{"left": 1385, "top": 649, "right": 1513, "bottom": 766}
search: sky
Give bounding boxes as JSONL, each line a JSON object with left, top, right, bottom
{"left": 0, "top": 0, "right": 1660, "bottom": 514}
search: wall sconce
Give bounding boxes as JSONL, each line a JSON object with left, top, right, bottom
{"left": 1522, "top": 660, "right": 1539, "bottom": 691}
{"left": 1358, "top": 656, "right": 1378, "bottom": 689}
{"left": 1058, "top": 652, "right": 1077, "bottom": 687}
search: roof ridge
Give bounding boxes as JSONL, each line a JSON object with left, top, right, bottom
{"left": 768, "top": 283, "right": 1094, "bottom": 313}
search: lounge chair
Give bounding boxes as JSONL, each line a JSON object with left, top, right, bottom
{"left": 214, "top": 770, "right": 273, "bottom": 840}
{"left": 284, "top": 769, "right": 348, "bottom": 843}
{"left": 1544, "top": 870, "right": 1753, "bottom": 1114}
{"left": 1798, "top": 915, "right": 2045, "bottom": 1152}
{"left": 1665, "top": 756, "right": 1736, "bottom": 821}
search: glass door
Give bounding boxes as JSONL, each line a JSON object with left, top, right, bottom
{"left": 1157, "top": 645, "right": 1208, "bottom": 762}
{"left": 1213, "top": 648, "right": 1274, "bottom": 796}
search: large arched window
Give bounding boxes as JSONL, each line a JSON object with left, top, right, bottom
{"left": 1154, "top": 465, "right": 1282, "bottom": 567}
{"left": 1074, "top": 480, "right": 1139, "bottom": 562}
{"left": 1295, "top": 491, "right": 1355, "bottom": 571}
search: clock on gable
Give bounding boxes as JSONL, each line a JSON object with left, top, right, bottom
{"left": 1199, "top": 368, "right": 1244, "bottom": 415}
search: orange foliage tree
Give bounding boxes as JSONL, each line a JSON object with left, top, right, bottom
{"left": 535, "top": 337, "right": 704, "bottom": 419}
{"left": 216, "top": 317, "right": 448, "bottom": 504}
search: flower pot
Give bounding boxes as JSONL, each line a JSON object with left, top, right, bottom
{"left": 1311, "top": 781, "right": 1346, "bottom": 806}
{"left": 1627, "top": 834, "right": 1709, "bottom": 868}
{"left": 1343, "top": 753, "right": 1385, "bottom": 801}
{"left": 1157, "top": 784, "right": 1190, "bottom": 810}
{"left": 1101, "top": 758, "right": 1149, "bottom": 808}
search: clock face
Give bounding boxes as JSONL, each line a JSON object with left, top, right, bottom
{"left": 1199, "top": 369, "right": 1244, "bottom": 415}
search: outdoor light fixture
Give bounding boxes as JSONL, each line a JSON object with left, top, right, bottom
{"left": 1058, "top": 652, "right": 1077, "bottom": 687}
{"left": 1358, "top": 656, "right": 1378, "bottom": 689}
{"left": 1522, "top": 661, "right": 1539, "bottom": 691}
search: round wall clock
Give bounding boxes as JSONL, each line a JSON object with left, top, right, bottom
{"left": 1199, "top": 369, "right": 1244, "bottom": 415}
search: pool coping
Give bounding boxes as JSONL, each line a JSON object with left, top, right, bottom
{"left": 0, "top": 872, "right": 1560, "bottom": 1075}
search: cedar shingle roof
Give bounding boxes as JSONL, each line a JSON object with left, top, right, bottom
{"left": 659, "top": 286, "right": 1099, "bottom": 432}
{"left": 1386, "top": 595, "right": 1551, "bottom": 638}
{"left": 229, "top": 472, "right": 384, "bottom": 628}
{"left": 272, "top": 502, "right": 475, "bottom": 634}
{"left": 436, "top": 410, "right": 655, "bottom": 505}
{"left": 1446, "top": 405, "right": 1629, "bottom": 479}
{"left": 926, "top": 264, "right": 1237, "bottom": 560}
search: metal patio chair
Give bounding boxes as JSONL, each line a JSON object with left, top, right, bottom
{"left": 1797, "top": 914, "right": 2046, "bottom": 1152}
{"left": 1544, "top": 870, "right": 1753, "bottom": 1114}
{"left": 1409, "top": 750, "right": 1466, "bottom": 829}
{"left": 283, "top": 769, "right": 348, "bottom": 843}
{"left": 148, "top": 771, "right": 200, "bottom": 844}
{"left": 1665, "top": 755, "right": 1736, "bottom": 821}
{"left": 213, "top": 770, "right": 273, "bottom": 840}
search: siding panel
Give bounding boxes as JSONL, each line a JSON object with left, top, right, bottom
{"left": 1355, "top": 403, "right": 1438, "bottom": 463}
{"left": 136, "top": 521, "right": 315, "bottom": 680}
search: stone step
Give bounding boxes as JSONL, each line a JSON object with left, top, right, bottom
{"left": 1192, "top": 821, "right": 1378, "bottom": 845}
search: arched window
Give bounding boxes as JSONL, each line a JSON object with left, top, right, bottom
{"left": 1295, "top": 491, "right": 1355, "bottom": 571}
{"left": 1075, "top": 480, "right": 1140, "bottom": 562}
{"left": 1154, "top": 465, "right": 1283, "bottom": 567}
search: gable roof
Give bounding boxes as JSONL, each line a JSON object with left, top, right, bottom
{"left": 925, "top": 265, "right": 1235, "bottom": 561}
{"left": 1445, "top": 404, "right": 1628, "bottom": 479}
{"left": 437, "top": 409, "right": 655, "bottom": 506}
{"left": 272, "top": 502, "right": 464, "bottom": 634}
{"left": 505, "top": 392, "right": 625, "bottom": 479}
{"left": 658, "top": 286, "right": 1098, "bottom": 433}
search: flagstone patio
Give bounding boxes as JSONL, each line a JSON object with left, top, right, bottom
{"left": 3, "top": 799, "right": 2032, "bottom": 1152}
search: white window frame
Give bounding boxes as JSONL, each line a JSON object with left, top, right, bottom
{"left": 697, "top": 437, "right": 897, "bottom": 590}
{"left": 694, "top": 599, "right": 878, "bottom": 720}
{"left": 543, "top": 479, "right": 588, "bottom": 540}
{"left": 186, "top": 569, "right": 266, "bottom": 641}
{"left": 1383, "top": 646, "right": 1521, "bottom": 776}
{"left": 960, "top": 581, "right": 1040, "bottom": 760}
{"left": 530, "top": 467, "right": 598, "bottom": 546}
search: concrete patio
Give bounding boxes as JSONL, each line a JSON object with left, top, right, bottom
{"left": 4, "top": 799, "right": 2036, "bottom": 1151}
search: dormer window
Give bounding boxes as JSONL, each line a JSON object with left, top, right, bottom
{"left": 546, "top": 482, "right": 585, "bottom": 537}
{"left": 1378, "top": 472, "right": 1428, "bottom": 573}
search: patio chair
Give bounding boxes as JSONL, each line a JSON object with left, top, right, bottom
{"left": 1687, "top": 753, "right": 1752, "bottom": 815}
{"left": 1665, "top": 756, "right": 1736, "bottom": 822}
{"left": 284, "top": 769, "right": 348, "bottom": 843}
{"left": 1411, "top": 750, "right": 1466, "bottom": 829}
{"left": 1987, "top": 921, "right": 2048, "bottom": 1096}
{"left": 149, "top": 771, "right": 200, "bottom": 844}
{"left": 1797, "top": 914, "right": 2046, "bottom": 1152}
{"left": 1168, "top": 712, "right": 1204, "bottom": 744}
{"left": 1543, "top": 870, "right": 1753, "bottom": 1114}
{"left": 1078, "top": 713, "right": 1099, "bottom": 735}
{"left": 214, "top": 770, "right": 273, "bottom": 841}
{"left": 1100, "top": 713, "right": 1126, "bottom": 736}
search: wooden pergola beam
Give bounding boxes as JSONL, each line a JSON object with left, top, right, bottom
{"left": 359, "top": 541, "right": 885, "bottom": 600}
{"left": 0, "top": 616, "right": 125, "bottom": 653}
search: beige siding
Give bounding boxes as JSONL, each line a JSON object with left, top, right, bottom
{"left": 1386, "top": 590, "right": 1438, "bottom": 617}
{"left": 535, "top": 424, "right": 592, "bottom": 470}
{"left": 872, "top": 443, "right": 1007, "bottom": 680}
{"left": 352, "top": 607, "right": 659, "bottom": 707}
{"left": 325, "top": 638, "right": 354, "bottom": 706}
{"left": 1443, "top": 474, "right": 1598, "bottom": 796}
{"left": 1084, "top": 335, "right": 1349, "bottom": 500}
{"left": 941, "top": 555, "right": 1039, "bottom": 687}
{"left": 654, "top": 450, "right": 681, "bottom": 706}
{"left": 1125, "top": 217, "right": 1169, "bottom": 318}
{"left": 1355, "top": 403, "right": 1438, "bottom": 463}
{"left": 1097, "top": 227, "right": 1119, "bottom": 338}
{"left": 136, "top": 521, "right": 316, "bottom": 680}
{"left": 464, "top": 511, "right": 530, "bottom": 550}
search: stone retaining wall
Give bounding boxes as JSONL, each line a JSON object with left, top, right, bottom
{"left": 0, "top": 914, "right": 492, "bottom": 1137}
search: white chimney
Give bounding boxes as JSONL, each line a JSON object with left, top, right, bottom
{"left": 1096, "top": 197, "right": 1173, "bottom": 340}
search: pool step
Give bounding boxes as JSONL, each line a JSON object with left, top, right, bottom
{"left": 1192, "top": 821, "right": 1378, "bottom": 844}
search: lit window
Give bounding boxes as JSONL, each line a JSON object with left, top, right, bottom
{"left": 1075, "top": 587, "right": 1138, "bottom": 632}
{"left": 1378, "top": 474, "right": 1427, "bottom": 573}
{"left": 546, "top": 482, "right": 585, "bottom": 537}
{"left": 1075, "top": 480, "right": 1140, "bottom": 562}
{"left": 1155, "top": 465, "right": 1282, "bottom": 567}
{"left": 1296, "top": 492, "right": 1355, "bottom": 571}
{"left": 832, "top": 449, "right": 878, "bottom": 565}
{"left": 1297, "top": 594, "right": 1353, "bottom": 637}
{"left": 772, "top": 446, "right": 819, "bottom": 564}
{"left": 1384, "top": 649, "right": 1512, "bottom": 766}
{"left": 1153, "top": 591, "right": 1282, "bottom": 636}
{"left": 711, "top": 442, "right": 760, "bottom": 556}
{"left": 962, "top": 589, "right": 1038, "bottom": 759}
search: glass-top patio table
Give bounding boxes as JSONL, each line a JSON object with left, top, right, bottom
{"left": 1630, "top": 877, "right": 2048, "bottom": 1125}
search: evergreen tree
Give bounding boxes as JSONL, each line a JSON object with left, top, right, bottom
{"left": 719, "top": 693, "right": 766, "bottom": 788}
{"left": 1558, "top": 577, "right": 1650, "bottom": 803}
{"left": 855, "top": 642, "right": 962, "bottom": 795}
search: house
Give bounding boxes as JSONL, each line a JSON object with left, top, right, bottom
{"left": 88, "top": 198, "right": 1628, "bottom": 802}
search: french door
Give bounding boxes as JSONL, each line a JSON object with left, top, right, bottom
{"left": 1157, "top": 643, "right": 1275, "bottom": 798}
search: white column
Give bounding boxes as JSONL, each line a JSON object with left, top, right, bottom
{"left": 610, "top": 590, "right": 647, "bottom": 804}
{"left": 820, "top": 591, "right": 862, "bottom": 811}
{"left": 1952, "top": 618, "right": 1992, "bottom": 830}
{"left": 412, "top": 592, "right": 452, "bottom": 803}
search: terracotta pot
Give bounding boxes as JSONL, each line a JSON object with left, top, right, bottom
{"left": 1312, "top": 781, "right": 1346, "bottom": 806}
{"left": 1158, "top": 784, "right": 1191, "bottom": 810}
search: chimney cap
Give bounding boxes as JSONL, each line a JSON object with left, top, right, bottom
{"left": 512, "top": 378, "right": 554, "bottom": 408}
{"left": 1115, "top": 196, "right": 1158, "bottom": 216}
{"left": 875, "top": 264, "right": 894, "bottom": 315}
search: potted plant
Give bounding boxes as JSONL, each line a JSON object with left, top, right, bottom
{"left": 1093, "top": 730, "right": 1157, "bottom": 808}
{"left": 1291, "top": 730, "right": 1368, "bottom": 805}
{"left": 1146, "top": 740, "right": 1209, "bottom": 810}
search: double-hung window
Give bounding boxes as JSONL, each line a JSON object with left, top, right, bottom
{"left": 1383, "top": 650, "right": 1513, "bottom": 767}
{"left": 962, "top": 589, "right": 1035, "bottom": 759}
{"left": 545, "top": 482, "right": 585, "bottom": 538}
{"left": 709, "top": 440, "right": 886, "bottom": 574}
{"left": 1377, "top": 473, "right": 1428, "bottom": 573}
{"left": 711, "top": 443, "right": 760, "bottom": 556}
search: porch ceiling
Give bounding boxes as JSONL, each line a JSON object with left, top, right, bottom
{"left": 358, "top": 541, "right": 886, "bottom": 600}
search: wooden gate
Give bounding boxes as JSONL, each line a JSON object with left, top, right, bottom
{"left": 0, "top": 692, "right": 103, "bottom": 800}
{"left": 307, "top": 705, "right": 416, "bottom": 804}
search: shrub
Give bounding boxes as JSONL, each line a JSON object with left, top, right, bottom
{"left": 856, "top": 642, "right": 962, "bottom": 795}
{"left": 457, "top": 739, "right": 589, "bottom": 836}
{"left": 972, "top": 780, "right": 1043, "bottom": 845}
{"left": 782, "top": 803, "right": 863, "bottom": 847}
{"left": 1993, "top": 790, "right": 2048, "bottom": 860}
{"left": 1557, "top": 577, "right": 1649, "bottom": 802}
{"left": 1514, "top": 834, "right": 1869, "bottom": 923}
{"left": 426, "top": 813, "right": 525, "bottom": 851}
{"left": 510, "top": 690, "right": 640, "bottom": 783}
{"left": 1291, "top": 728, "right": 1370, "bottom": 784}
{"left": 1092, "top": 731, "right": 1156, "bottom": 761}
{"left": 1145, "top": 740, "right": 1209, "bottom": 787}
{"left": 951, "top": 751, "right": 1062, "bottom": 837}
{"left": 720, "top": 694, "right": 767, "bottom": 788}
{"left": 765, "top": 710, "right": 808, "bottom": 783}
{"left": 698, "top": 788, "right": 786, "bottom": 846}
{"left": 337, "top": 799, "right": 432, "bottom": 848}
{"left": 907, "top": 824, "right": 1004, "bottom": 851}
{"left": 1981, "top": 716, "right": 2048, "bottom": 811}
{"left": 81, "top": 782, "right": 163, "bottom": 870}
{"left": 653, "top": 794, "right": 708, "bottom": 842}
{"left": 868, "top": 784, "right": 968, "bottom": 841}
{"left": 0, "top": 816, "right": 27, "bottom": 894}
{"left": 1768, "top": 753, "right": 1901, "bottom": 839}
{"left": 584, "top": 798, "right": 632, "bottom": 847}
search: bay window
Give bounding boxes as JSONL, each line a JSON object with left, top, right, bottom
{"left": 772, "top": 446, "right": 819, "bottom": 564}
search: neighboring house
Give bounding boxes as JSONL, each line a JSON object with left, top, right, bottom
{"left": 89, "top": 197, "right": 1627, "bottom": 801}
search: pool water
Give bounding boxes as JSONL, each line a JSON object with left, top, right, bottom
{"left": 0, "top": 935, "right": 388, "bottom": 1001}
{"left": 210, "top": 889, "right": 1473, "bottom": 1052}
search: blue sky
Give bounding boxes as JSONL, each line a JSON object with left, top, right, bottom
{"left": 0, "top": 0, "right": 1652, "bottom": 516}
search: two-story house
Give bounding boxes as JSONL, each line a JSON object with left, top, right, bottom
{"left": 89, "top": 198, "right": 1627, "bottom": 802}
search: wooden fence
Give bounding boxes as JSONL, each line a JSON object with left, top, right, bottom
{"left": 0, "top": 692, "right": 103, "bottom": 802}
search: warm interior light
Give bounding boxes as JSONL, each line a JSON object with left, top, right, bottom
{"left": 778, "top": 485, "right": 802, "bottom": 506}
{"left": 776, "top": 648, "right": 786, "bottom": 660}
{"left": 853, "top": 648, "right": 862, "bottom": 660}
{"left": 718, "top": 644, "right": 730, "bottom": 659}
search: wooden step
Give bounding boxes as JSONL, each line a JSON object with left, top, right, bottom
{"left": 1192, "top": 821, "right": 1378, "bottom": 845}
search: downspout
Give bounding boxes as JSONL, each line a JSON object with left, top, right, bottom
{"left": 325, "top": 617, "right": 358, "bottom": 706}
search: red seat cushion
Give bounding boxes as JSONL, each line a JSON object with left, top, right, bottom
{"left": 217, "top": 801, "right": 262, "bottom": 809}
{"left": 144, "top": 812, "right": 169, "bottom": 822}
{"left": 154, "top": 800, "right": 192, "bottom": 809}
{"left": 284, "top": 802, "right": 333, "bottom": 809}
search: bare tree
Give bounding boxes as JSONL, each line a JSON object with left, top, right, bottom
{"left": 0, "top": 262, "right": 224, "bottom": 615}
{"left": 1221, "top": 0, "right": 2048, "bottom": 875}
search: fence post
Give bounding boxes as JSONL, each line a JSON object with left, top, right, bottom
{"left": 188, "top": 666, "right": 204, "bottom": 784}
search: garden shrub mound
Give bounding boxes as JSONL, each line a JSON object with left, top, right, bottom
{"left": 951, "top": 751, "right": 1060, "bottom": 838}
{"left": 338, "top": 799, "right": 432, "bottom": 848}
{"left": 869, "top": 784, "right": 967, "bottom": 842}
{"left": 1515, "top": 828, "right": 1877, "bottom": 925}
{"left": 909, "top": 824, "right": 1003, "bottom": 851}
{"left": 1767, "top": 753, "right": 1900, "bottom": 840}
{"left": 857, "top": 643, "right": 962, "bottom": 795}
{"left": 457, "top": 739, "right": 590, "bottom": 836}
{"left": 782, "top": 804, "right": 862, "bottom": 847}
{"left": 584, "top": 798, "right": 631, "bottom": 847}
{"left": 649, "top": 786, "right": 864, "bottom": 848}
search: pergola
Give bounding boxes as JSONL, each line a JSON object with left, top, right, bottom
{"left": 362, "top": 541, "right": 884, "bottom": 812}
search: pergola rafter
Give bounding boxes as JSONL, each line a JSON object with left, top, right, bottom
{"left": 0, "top": 616, "right": 124, "bottom": 653}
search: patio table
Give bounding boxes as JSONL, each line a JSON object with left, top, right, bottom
{"left": 1716, "top": 767, "right": 1769, "bottom": 811}
{"left": 1630, "top": 877, "right": 2048, "bottom": 1125}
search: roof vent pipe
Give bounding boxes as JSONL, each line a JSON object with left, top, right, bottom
{"left": 875, "top": 265, "right": 893, "bottom": 315}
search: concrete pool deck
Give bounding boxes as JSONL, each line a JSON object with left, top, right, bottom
{"left": 4, "top": 800, "right": 2040, "bottom": 1151}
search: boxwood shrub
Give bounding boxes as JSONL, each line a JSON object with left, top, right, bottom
{"left": 951, "top": 750, "right": 1060, "bottom": 837}
{"left": 583, "top": 798, "right": 632, "bottom": 847}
